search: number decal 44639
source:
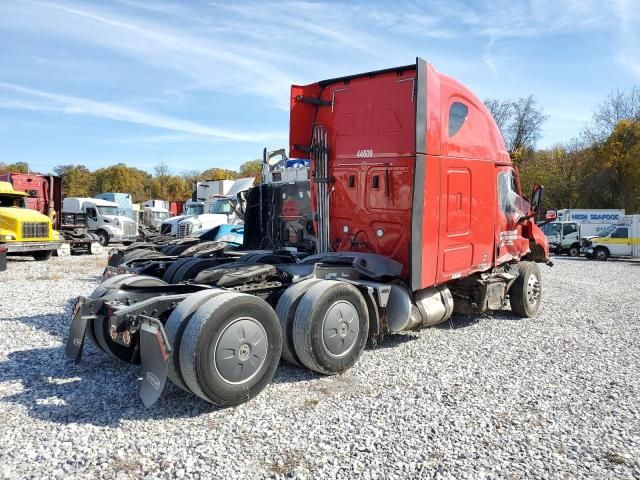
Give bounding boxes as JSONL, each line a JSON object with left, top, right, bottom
{"left": 356, "top": 149, "right": 374, "bottom": 158}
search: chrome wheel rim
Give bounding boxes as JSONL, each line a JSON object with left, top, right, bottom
{"left": 526, "top": 273, "right": 541, "bottom": 305}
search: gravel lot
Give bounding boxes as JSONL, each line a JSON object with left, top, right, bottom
{"left": 0, "top": 254, "right": 639, "bottom": 479}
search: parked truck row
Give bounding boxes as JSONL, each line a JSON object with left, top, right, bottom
{"left": 0, "top": 170, "right": 251, "bottom": 262}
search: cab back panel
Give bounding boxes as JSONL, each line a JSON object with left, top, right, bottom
{"left": 312, "top": 70, "right": 417, "bottom": 277}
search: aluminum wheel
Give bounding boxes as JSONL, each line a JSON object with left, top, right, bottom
{"left": 213, "top": 317, "right": 268, "bottom": 385}
{"left": 321, "top": 301, "right": 359, "bottom": 358}
{"left": 526, "top": 273, "right": 541, "bottom": 306}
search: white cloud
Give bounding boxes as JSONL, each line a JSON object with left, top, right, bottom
{"left": 613, "top": 0, "right": 640, "bottom": 79}
{"left": 0, "top": 82, "right": 287, "bottom": 143}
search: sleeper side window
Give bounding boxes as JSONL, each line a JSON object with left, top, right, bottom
{"left": 449, "top": 102, "right": 469, "bottom": 137}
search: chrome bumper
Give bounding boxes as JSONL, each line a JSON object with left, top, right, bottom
{"left": 2, "top": 241, "right": 62, "bottom": 253}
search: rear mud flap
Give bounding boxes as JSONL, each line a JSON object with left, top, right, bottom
{"left": 65, "top": 297, "right": 90, "bottom": 363}
{"left": 139, "top": 317, "right": 171, "bottom": 408}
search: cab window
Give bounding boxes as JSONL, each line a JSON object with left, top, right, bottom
{"left": 562, "top": 223, "right": 577, "bottom": 236}
{"left": 612, "top": 227, "right": 628, "bottom": 239}
{"left": 0, "top": 195, "right": 25, "bottom": 208}
{"left": 497, "top": 170, "right": 523, "bottom": 214}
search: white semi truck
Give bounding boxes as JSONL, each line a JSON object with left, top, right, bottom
{"left": 541, "top": 209, "right": 625, "bottom": 256}
{"left": 582, "top": 214, "right": 640, "bottom": 260}
{"left": 62, "top": 198, "right": 138, "bottom": 246}
{"left": 176, "top": 178, "right": 254, "bottom": 238}
{"left": 159, "top": 200, "right": 204, "bottom": 236}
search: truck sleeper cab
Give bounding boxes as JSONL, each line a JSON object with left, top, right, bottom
{"left": 66, "top": 58, "right": 549, "bottom": 409}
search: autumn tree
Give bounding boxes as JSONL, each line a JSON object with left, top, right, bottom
{"left": 238, "top": 159, "right": 262, "bottom": 184}
{"left": 581, "top": 120, "right": 640, "bottom": 211}
{"left": 0, "top": 161, "right": 30, "bottom": 174}
{"left": 92, "top": 163, "right": 150, "bottom": 202}
{"left": 198, "top": 168, "right": 238, "bottom": 182}
{"left": 53, "top": 164, "right": 94, "bottom": 197}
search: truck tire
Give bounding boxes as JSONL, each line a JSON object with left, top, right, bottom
{"left": 292, "top": 280, "right": 369, "bottom": 375}
{"left": 594, "top": 247, "right": 609, "bottom": 261}
{"left": 179, "top": 293, "right": 282, "bottom": 406}
{"left": 509, "top": 261, "right": 542, "bottom": 317}
{"left": 172, "top": 258, "right": 221, "bottom": 283}
{"left": 121, "top": 249, "right": 153, "bottom": 265}
{"left": 162, "top": 257, "right": 196, "bottom": 283}
{"left": 97, "top": 230, "right": 109, "bottom": 247}
{"left": 90, "top": 273, "right": 137, "bottom": 300}
{"left": 32, "top": 251, "right": 53, "bottom": 261}
{"left": 275, "top": 278, "right": 322, "bottom": 367}
{"left": 164, "top": 289, "right": 226, "bottom": 391}
{"left": 568, "top": 245, "right": 580, "bottom": 257}
{"left": 88, "top": 274, "right": 138, "bottom": 352}
{"left": 92, "top": 275, "right": 168, "bottom": 362}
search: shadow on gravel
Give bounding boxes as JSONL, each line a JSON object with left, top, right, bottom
{"left": 434, "top": 313, "right": 481, "bottom": 330}
{"left": 0, "top": 342, "right": 328, "bottom": 427}
{"left": 373, "top": 333, "right": 419, "bottom": 350}
{"left": 2, "top": 297, "right": 78, "bottom": 338}
{"left": 0, "top": 313, "right": 67, "bottom": 338}
{"left": 0, "top": 345, "right": 220, "bottom": 427}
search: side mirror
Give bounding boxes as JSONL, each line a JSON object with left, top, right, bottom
{"left": 531, "top": 184, "right": 544, "bottom": 213}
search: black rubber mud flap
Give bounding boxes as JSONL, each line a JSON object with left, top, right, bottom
{"left": 65, "top": 297, "right": 90, "bottom": 363}
{"left": 139, "top": 317, "right": 171, "bottom": 408}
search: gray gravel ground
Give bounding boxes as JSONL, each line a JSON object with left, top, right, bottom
{"left": 0, "top": 254, "right": 639, "bottom": 479}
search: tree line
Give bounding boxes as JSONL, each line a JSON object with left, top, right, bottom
{"left": 0, "top": 159, "right": 263, "bottom": 203}
{"left": 485, "top": 87, "right": 640, "bottom": 213}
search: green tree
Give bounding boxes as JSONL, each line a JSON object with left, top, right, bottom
{"left": 0, "top": 161, "right": 30, "bottom": 174}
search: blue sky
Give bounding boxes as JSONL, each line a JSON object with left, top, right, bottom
{"left": 0, "top": 0, "right": 638, "bottom": 175}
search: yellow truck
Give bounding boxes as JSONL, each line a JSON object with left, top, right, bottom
{"left": 0, "top": 181, "right": 61, "bottom": 261}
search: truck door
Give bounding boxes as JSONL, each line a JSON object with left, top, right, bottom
{"left": 609, "top": 226, "right": 632, "bottom": 256}
{"left": 86, "top": 207, "right": 98, "bottom": 231}
{"left": 495, "top": 167, "right": 529, "bottom": 264}
{"left": 562, "top": 222, "right": 579, "bottom": 249}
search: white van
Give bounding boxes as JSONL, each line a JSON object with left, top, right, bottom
{"left": 582, "top": 215, "right": 640, "bottom": 260}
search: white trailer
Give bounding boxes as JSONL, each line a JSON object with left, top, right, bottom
{"left": 143, "top": 199, "right": 170, "bottom": 211}
{"left": 541, "top": 209, "right": 625, "bottom": 256}
{"left": 194, "top": 180, "right": 235, "bottom": 202}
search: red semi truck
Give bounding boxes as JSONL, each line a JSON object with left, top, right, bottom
{"left": 66, "top": 58, "right": 549, "bottom": 408}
